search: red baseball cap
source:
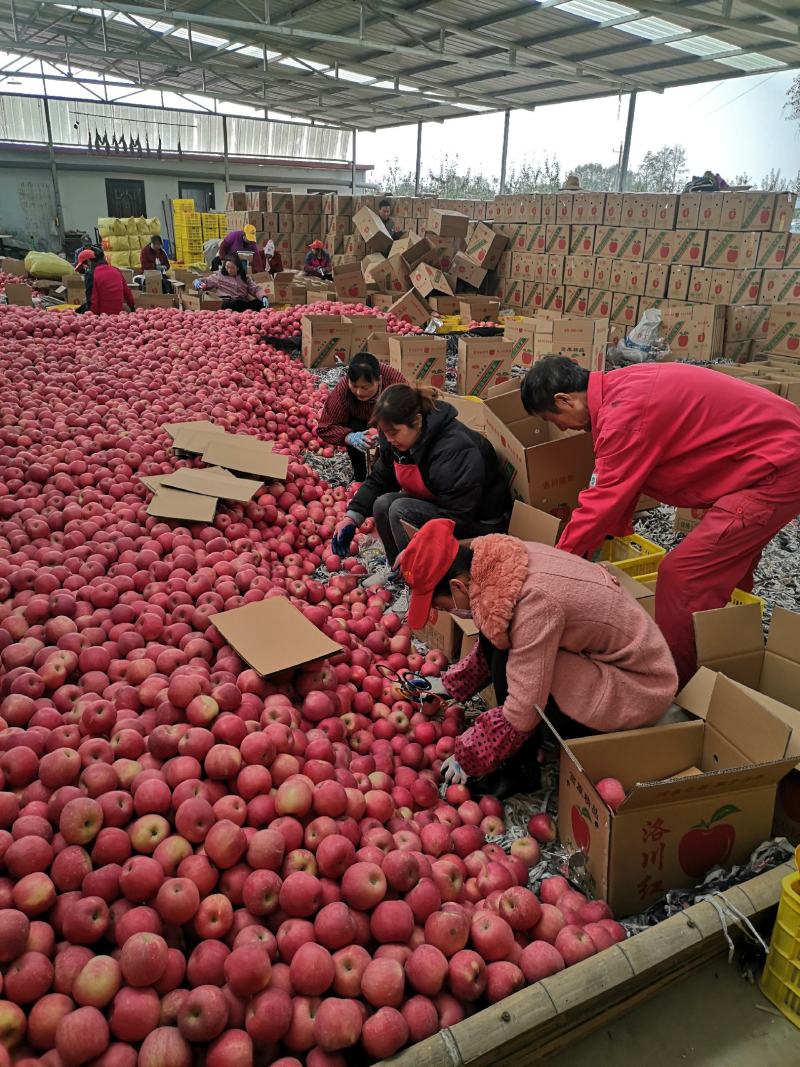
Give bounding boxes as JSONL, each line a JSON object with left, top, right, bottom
{"left": 309, "top": 240, "right": 325, "bottom": 250}
{"left": 400, "top": 518, "right": 460, "bottom": 630}
{"left": 76, "top": 249, "right": 96, "bottom": 268}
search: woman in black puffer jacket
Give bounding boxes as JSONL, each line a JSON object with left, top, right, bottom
{"left": 331, "top": 384, "right": 511, "bottom": 579}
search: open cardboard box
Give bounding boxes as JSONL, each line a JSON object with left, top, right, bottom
{"left": 5, "top": 282, "right": 33, "bottom": 306}
{"left": 554, "top": 674, "right": 799, "bottom": 917}
{"left": 211, "top": 597, "right": 342, "bottom": 678}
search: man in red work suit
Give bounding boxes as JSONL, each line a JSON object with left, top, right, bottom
{"left": 521, "top": 356, "right": 800, "bottom": 686}
{"left": 76, "top": 249, "right": 135, "bottom": 315}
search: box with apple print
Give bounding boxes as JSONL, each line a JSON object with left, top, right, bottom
{"left": 554, "top": 673, "right": 798, "bottom": 917}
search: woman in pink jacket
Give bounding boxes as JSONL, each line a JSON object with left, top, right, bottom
{"left": 196, "top": 255, "right": 269, "bottom": 312}
{"left": 401, "top": 518, "right": 678, "bottom": 794}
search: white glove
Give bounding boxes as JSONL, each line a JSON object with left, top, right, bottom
{"left": 440, "top": 755, "right": 467, "bottom": 786}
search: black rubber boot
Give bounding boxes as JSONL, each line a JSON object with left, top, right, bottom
{"left": 467, "top": 735, "right": 542, "bottom": 800}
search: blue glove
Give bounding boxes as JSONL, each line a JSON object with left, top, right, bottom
{"left": 345, "top": 431, "right": 369, "bottom": 452}
{"left": 193, "top": 279, "right": 204, "bottom": 291}
{"left": 261, "top": 297, "right": 270, "bottom": 307}
{"left": 331, "top": 519, "right": 356, "bottom": 558}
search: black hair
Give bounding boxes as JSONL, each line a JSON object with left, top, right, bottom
{"left": 150, "top": 234, "right": 163, "bottom": 245}
{"left": 347, "top": 352, "right": 381, "bottom": 384}
{"left": 371, "top": 383, "right": 439, "bottom": 428}
{"left": 520, "top": 355, "right": 591, "bottom": 415}
{"left": 378, "top": 198, "right": 392, "bottom": 210}
{"left": 221, "top": 255, "right": 247, "bottom": 281}
{"left": 433, "top": 545, "right": 474, "bottom": 599}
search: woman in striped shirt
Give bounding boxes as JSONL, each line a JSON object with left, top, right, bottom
{"left": 316, "top": 352, "right": 407, "bottom": 481}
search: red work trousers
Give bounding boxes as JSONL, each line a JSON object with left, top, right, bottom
{"left": 656, "top": 459, "right": 800, "bottom": 687}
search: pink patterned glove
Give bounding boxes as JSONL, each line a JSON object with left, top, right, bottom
{"left": 454, "top": 706, "right": 533, "bottom": 779}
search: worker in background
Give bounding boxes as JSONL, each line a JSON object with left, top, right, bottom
{"left": 194, "top": 254, "right": 269, "bottom": 312}
{"left": 76, "top": 249, "right": 135, "bottom": 315}
{"left": 253, "top": 237, "right": 283, "bottom": 275}
{"left": 400, "top": 519, "right": 677, "bottom": 796}
{"left": 72, "top": 234, "right": 94, "bottom": 266}
{"left": 218, "top": 225, "right": 258, "bottom": 262}
{"left": 331, "top": 384, "right": 510, "bottom": 592}
{"left": 203, "top": 238, "right": 221, "bottom": 271}
{"left": 377, "top": 198, "right": 403, "bottom": 240}
{"left": 139, "top": 235, "right": 172, "bottom": 293}
{"left": 303, "top": 240, "right": 332, "bottom": 279}
{"left": 520, "top": 356, "right": 800, "bottom": 687}
{"left": 317, "top": 352, "right": 408, "bottom": 481}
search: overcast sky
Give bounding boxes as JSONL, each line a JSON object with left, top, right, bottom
{"left": 358, "top": 71, "right": 800, "bottom": 189}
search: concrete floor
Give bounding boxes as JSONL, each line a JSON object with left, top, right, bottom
{"left": 547, "top": 956, "right": 798, "bottom": 1066}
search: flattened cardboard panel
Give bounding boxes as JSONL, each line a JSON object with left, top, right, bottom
{"left": 139, "top": 474, "right": 170, "bottom": 493}
{"left": 164, "top": 419, "right": 216, "bottom": 441}
{"left": 202, "top": 436, "right": 289, "bottom": 480}
{"left": 147, "top": 487, "right": 217, "bottom": 522}
{"left": 694, "top": 603, "right": 763, "bottom": 662}
{"left": 211, "top": 597, "right": 342, "bottom": 677}
{"left": 161, "top": 467, "right": 263, "bottom": 502}
{"left": 765, "top": 607, "right": 800, "bottom": 664}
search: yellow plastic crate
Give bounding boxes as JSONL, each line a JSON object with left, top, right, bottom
{"left": 172, "top": 199, "right": 196, "bottom": 214}
{"left": 632, "top": 573, "right": 766, "bottom": 615}
{"left": 598, "top": 534, "right": 665, "bottom": 577}
{"left": 761, "top": 856, "right": 800, "bottom": 1028}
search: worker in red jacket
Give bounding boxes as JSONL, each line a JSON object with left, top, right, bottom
{"left": 76, "top": 249, "right": 135, "bottom": 315}
{"left": 521, "top": 356, "right": 800, "bottom": 686}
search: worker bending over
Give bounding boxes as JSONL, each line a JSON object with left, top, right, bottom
{"left": 402, "top": 519, "right": 677, "bottom": 794}
{"left": 521, "top": 356, "right": 800, "bottom": 686}
{"left": 75, "top": 249, "right": 135, "bottom": 315}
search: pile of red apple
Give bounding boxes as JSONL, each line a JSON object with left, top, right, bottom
{"left": 0, "top": 274, "right": 33, "bottom": 296}
{"left": 0, "top": 304, "right": 624, "bottom": 1067}
{"left": 261, "top": 301, "right": 423, "bottom": 341}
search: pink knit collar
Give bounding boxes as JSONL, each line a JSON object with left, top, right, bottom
{"left": 469, "top": 535, "right": 529, "bottom": 650}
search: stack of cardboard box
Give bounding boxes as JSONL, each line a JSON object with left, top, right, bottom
{"left": 493, "top": 190, "right": 798, "bottom": 361}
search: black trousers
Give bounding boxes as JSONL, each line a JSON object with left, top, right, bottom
{"left": 346, "top": 416, "right": 369, "bottom": 482}
{"left": 221, "top": 298, "right": 262, "bottom": 312}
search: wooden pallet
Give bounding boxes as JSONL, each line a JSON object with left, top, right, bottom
{"left": 377, "top": 860, "right": 793, "bottom": 1067}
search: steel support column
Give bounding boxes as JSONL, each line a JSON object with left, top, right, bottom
{"left": 499, "top": 108, "right": 510, "bottom": 194}
{"left": 42, "top": 96, "right": 66, "bottom": 249}
{"left": 221, "top": 114, "right": 230, "bottom": 191}
{"left": 414, "top": 121, "right": 422, "bottom": 196}
{"left": 351, "top": 128, "right": 357, "bottom": 194}
{"left": 618, "top": 91, "right": 637, "bottom": 193}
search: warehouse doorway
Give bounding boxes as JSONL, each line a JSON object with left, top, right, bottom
{"left": 178, "top": 181, "right": 215, "bottom": 210}
{"left": 105, "top": 178, "right": 146, "bottom": 217}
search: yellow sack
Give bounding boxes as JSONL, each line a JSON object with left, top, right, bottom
{"left": 144, "top": 217, "right": 161, "bottom": 236}
{"left": 24, "top": 251, "right": 75, "bottom": 279}
{"left": 128, "top": 251, "right": 143, "bottom": 269}
{"left": 97, "top": 216, "right": 126, "bottom": 237}
{"left": 123, "top": 217, "right": 140, "bottom": 235}
{"left": 106, "top": 251, "right": 129, "bottom": 269}
{"left": 103, "top": 235, "right": 129, "bottom": 252}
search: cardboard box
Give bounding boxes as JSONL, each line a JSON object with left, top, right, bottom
{"left": 300, "top": 314, "right": 353, "bottom": 369}
{"left": 704, "top": 231, "right": 759, "bottom": 269}
{"left": 757, "top": 232, "right": 790, "bottom": 270}
{"left": 540, "top": 194, "right": 558, "bottom": 225}
{"left": 563, "top": 287, "right": 590, "bottom": 315}
{"left": 625, "top": 263, "right": 648, "bottom": 296}
{"left": 545, "top": 225, "right": 570, "bottom": 255}
{"left": 391, "top": 234, "right": 431, "bottom": 270}
{"left": 564, "top": 256, "right": 595, "bottom": 287}
{"left": 504, "top": 318, "right": 537, "bottom": 367}
{"left": 671, "top": 230, "right": 707, "bottom": 266}
{"left": 387, "top": 335, "right": 446, "bottom": 387}
{"left": 464, "top": 222, "right": 508, "bottom": 270}
{"left": 760, "top": 269, "right": 800, "bottom": 305}
{"left": 719, "top": 191, "right": 775, "bottom": 232}
{"left": 586, "top": 289, "right": 613, "bottom": 319}
{"left": 498, "top": 279, "right": 523, "bottom": 308}
{"left": 667, "top": 265, "right": 691, "bottom": 300}
{"left": 572, "top": 193, "right": 605, "bottom": 225}
{"left": 644, "top": 229, "right": 675, "bottom": 264}
{"left": 520, "top": 283, "right": 543, "bottom": 312}
{"left": 361, "top": 254, "right": 391, "bottom": 290}
{"left": 134, "top": 292, "right": 177, "bottom": 309}
{"left": 547, "top": 255, "right": 565, "bottom": 285}
{"left": 592, "top": 257, "right": 613, "bottom": 289}
{"left": 410, "top": 262, "right": 454, "bottom": 298}
{"left": 456, "top": 337, "right": 514, "bottom": 398}
{"left": 660, "top": 304, "right": 726, "bottom": 360}
{"left": 458, "top": 297, "right": 500, "bottom": 324}
{"left": 655, "top": 196, "right": 679, "bottom": 227}
{"left": 773, "top": 193, "right": 798, "bottom": 233}
{"left": 611, "top": 293, "right": 639, "bottom": 328}
{"left": 333, "top": 262, "right": 367, "bottom": 302}
{"left": 481, "top": 381, "right": 595, "bottom": 511}
{"left": 212, "top": 597, "right": 341, "bottom": 678}
{"left": 388, "top": 290, "right": 432, "bottom": 328}
{"left": 603, "top": 194, "right": 624, "bottom": 224}
{"left": 594, "top": 227, "right": 624, "bottom": 258}
{"left": 450, "top": 253, "right": 486, "bottom": 290}
{"left": 568, "top": 226, "right": 595, "bottom": 256}
{"left": 427, "top": 210, "right": 469, "bottom": 239}
{"left": 345, "top": 315, "right": 387, "bottom": 357}
{"left": 540, "top": 285, "right": 565, "bottom": 312}
{"left": 5, "top": 282, "right": 33, "bottom": 306}
{"left": 764, "top": 304, "right": 800, "bottom": 356}
{"left": 645, "top": 262, "right": 670, "bottom": 298}
{"left": 429, "top": 295, "right": 461, "bottom": 316}
{"left": 353, "top": 207, "right": 392, "bottom": 255}
{"left": 526, "top": 224, "right": 547, "bottom": 254}
{"left": 0, "top": 257, "right": 27, "bottom": 277}
{"left": 532, "top": 316, "right": 607, "bottom": 372}
{"left": 674, "top": 505, "right": 708, "bottom": 533}
{"left": 556, "top": 673, "right": 798, "bottom": 917}
{"left": 729, "top": 269, "right": 763, "bottom": 305}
